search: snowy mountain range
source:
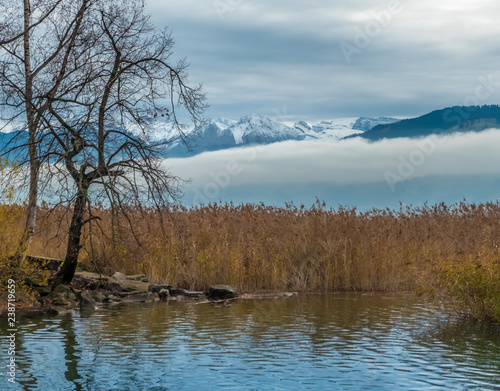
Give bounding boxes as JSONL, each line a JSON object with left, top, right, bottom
{"left": 0, "top": 114, "right": 400, "bottom": 159}
{"left": 164, "top": 114, "right": 400, "bottom": 157}
{"left": 4, "top": 106, "right": 500, "bottom": 159}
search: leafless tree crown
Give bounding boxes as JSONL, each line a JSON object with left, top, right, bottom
{"left": 0, "top": 0, "right": 207, "bottom": 282}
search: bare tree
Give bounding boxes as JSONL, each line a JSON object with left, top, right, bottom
{"left": 35, "top": 0, "right": 206, "bottom": 284}
{"left": 0, "top": 0, "right": 87, "bottom": 262}
{"left": 1, "top": 0, "right": 206, "bottom": 283}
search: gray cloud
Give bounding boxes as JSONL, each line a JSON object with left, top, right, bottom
{"left": 147, "top": 0, "right": 500, "bottom": 120}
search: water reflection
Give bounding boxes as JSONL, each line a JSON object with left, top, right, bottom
{"left": 2, "top": 294, "right": 500, "bottom": 390}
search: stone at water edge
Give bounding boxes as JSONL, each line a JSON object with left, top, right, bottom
{"left": 72, "top": 272, "right": 109, "bottom": 290}
{"left": 53, "top": 284, "right": 72, "bottom": 294}
{"left": 45, "top": 285, "right": 78, "bottom": 307}
{"left": 47, "top": 293, "right": 73, "bottom": 306}
{"left": 208, "top": 285, "right": 238, "bottom": 300}
{"left": 279, "top": 292, "right": 298, "bottom": 298}
{"left": 148, "top": 284, "right": 173, "bottom": 293}
{"left": 112, "top": 272, "right": 127, "bottom": 281}
{"left": 126, "top": 274, "right": 149, "bottom": 283}
{"left": 119, "top": 292, "right": 158, "bottom": 303}
{"left": 109, "top": 277, "right": 150, "bottom": 293}
{"left": 80, "top": 291, "right": 97, "bottom": 311}
{"left": 102, "top": 294, "right": 121, "bottom": 304}
{"left": 89, "top": 291, "right": 105, "bottom": 303}
{"left": 158, "top": 289, "right": 170, "bottom": 300}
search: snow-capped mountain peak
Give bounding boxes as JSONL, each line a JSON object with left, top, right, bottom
{"left": 294, "top": 121, "right": 313, "bottom": 133}
{"left": 228, "top": 114, "right": 305, "bottom": 145}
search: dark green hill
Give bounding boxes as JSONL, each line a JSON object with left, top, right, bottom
{"left": 358, "top": 105, "right": 500, "bottom": 140}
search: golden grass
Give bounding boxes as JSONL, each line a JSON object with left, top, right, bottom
{"left": 2, "top": 200, "right": 498, "bottom": 302}
{"left": 0, "top": 203, "right": 44, "bottom": 304}
{"left": 2, "top": 200, "right": 500, "bottom": 319}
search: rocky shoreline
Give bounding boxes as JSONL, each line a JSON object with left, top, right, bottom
{"left": 0, "top": 271, "right": 298, "bottom": 317}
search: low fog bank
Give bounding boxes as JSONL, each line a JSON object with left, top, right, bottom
{"left": 167, "top": 129, "right": 500, "bottom": 209}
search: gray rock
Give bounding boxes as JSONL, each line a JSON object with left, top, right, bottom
{"left": 208, "top": 285, "right": 238, "bottom": 300}
{"left": 120, "top": 292, "right": 156, "bottom": 303}
{"left": 46, "top": 292, "right": 77, "bottom": 307}
{"left": 46, "top": 285, "right": 78, "bottom": 307}
{"left": 148, "top": 284, "right": 172, "bottom": 293}
{"left": 72, "top": 272, "right": 150, "bottom": 293}
{"left": 158, "top": 289, "right": 170, "bottom": 300}
{"left": 126, "top": 274, "right": 149, "bottom": 283}
{"left": 80, "top": 291, "right": 97, "bottom": 310}
{"left": 108, "top": 277, "right": 150, "bottom": 293}
{"left": 89, "top": 291, "right": 105, "bottom": 303}
{"left": 75, "top": 272, "right": 109, "bottom": 281}
{"left": 72, "top": 272, "right": 109, "bottom": 290}
{"left": 182, "top": 290, "right": 206, "bottom": 298}
{"left": 279, "top": 292, "right": 298, "bottom": 297}
{"left": 53, "top": 284, "right": 72, "bottom": 294}
{"left": 112, "top": 272, "right": 127, "bottom": 281}
{"left": 72, "top": 289, "right": 82, "bottom": 300}
{"left": 102, "top": 294, "right": 121, "bottom": 303}
{"left": 168, "top": 288, "right": 185, "bottom": 297}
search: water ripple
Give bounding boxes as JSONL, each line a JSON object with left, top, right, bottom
{"left": 2, "top": 294, "right": 500, "bottom": 390}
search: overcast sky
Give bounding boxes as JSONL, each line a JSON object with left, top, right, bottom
{"left": 147, "top": 0, "right": 500, "bottom": 122}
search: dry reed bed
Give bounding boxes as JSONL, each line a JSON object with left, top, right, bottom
{"left": 2, "top": 201, "right": 500, "bottom": 302}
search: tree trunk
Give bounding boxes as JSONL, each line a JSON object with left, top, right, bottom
{"left": 15, "top": 154, "right": 39, "bottom": 262}
{"left": 56, "top": 188, "right": 87, "bottom": 285}
{"left": 16, "top": 0, "right": 39, "bottom": 264}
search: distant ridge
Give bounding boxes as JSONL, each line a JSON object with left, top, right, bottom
{"left": 358, "top": 105, "right": 500, "bottom": 141}
{"left": 165, "top": 115, "right": 397, "bottom": 157}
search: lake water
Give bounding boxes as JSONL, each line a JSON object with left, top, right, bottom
{"left": 2, "top": 294, "right": 500, "bottom": 390}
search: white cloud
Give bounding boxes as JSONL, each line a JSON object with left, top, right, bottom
{"left": 168, "top": 129, "right": 500, "bottom": 189}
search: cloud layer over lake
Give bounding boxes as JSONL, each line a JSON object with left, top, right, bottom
{"left": 167, "top": 129, "right": 500, "bottom": 209}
